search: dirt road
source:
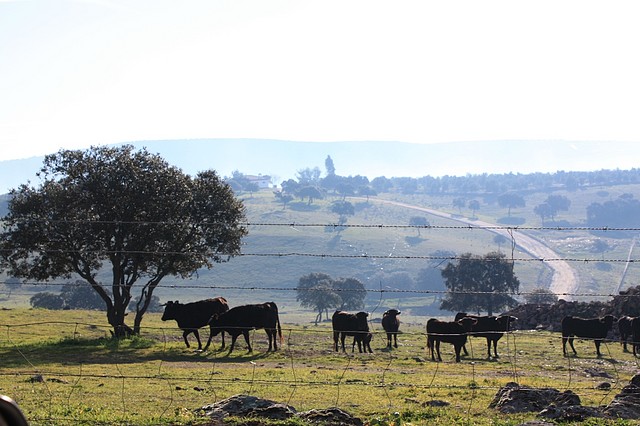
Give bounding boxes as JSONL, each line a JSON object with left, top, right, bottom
{"left": 368, "top": 198, "right": 578, "bottom": 300}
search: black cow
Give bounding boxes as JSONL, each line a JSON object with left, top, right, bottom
{"left": 381, "top": 309, "right": 401, "bottom": 349}
{"left": 209, "top": 302, "right": 282, "bottom": 354}
{"left": 618, "top": 316, "right": 638, "bottom": 353}
{"left": 454, "top": 312, "right": 517, "bottom": 359}
{"left": 561, "top": 314, "right": 616, "bottom": 357}
{"left": 332, "top": 311, "right": 371, "bottom": 353}
{"left": 426, "top": 317, "right": 476, "bottom": 362}
{"left": 161, "top": 297, "right": 229, "bottom": 351}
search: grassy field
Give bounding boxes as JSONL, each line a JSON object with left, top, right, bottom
{"left": 1, "top": 308, "right": 639, "bottom": 425}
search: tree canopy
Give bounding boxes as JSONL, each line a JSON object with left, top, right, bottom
{"left": 0, "top": 145, "right": 248, "bottom": 336}
{"left": 296, "top": 272, "right": 366, "bottom": 324}
{"left": 440, "top": 252, "right": 520, "bottom": 315}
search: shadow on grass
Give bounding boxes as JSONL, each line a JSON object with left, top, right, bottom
{"left": 0, "top": 336, "right": 284, "bottom": 368}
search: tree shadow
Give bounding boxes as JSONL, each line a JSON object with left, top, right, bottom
{"left": 0, "top": 337, "right": 282, "bottom": 368}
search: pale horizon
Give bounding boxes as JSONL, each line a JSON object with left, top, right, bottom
{"left": 2, "top": 1, "right": 640, "bottom": 163}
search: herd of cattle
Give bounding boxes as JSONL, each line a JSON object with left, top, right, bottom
{"left": 160, "top": 297, "right": 640, "bottom": 361}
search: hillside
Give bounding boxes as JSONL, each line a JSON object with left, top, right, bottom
{"left": 2, "top": 141, "right": 640, "bottom": 319}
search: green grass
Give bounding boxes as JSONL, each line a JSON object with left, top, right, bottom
{"left": 1, "top": 308, "right": 639, "bottom": 425}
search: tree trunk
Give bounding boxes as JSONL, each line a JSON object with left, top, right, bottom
{"left": 106, "top": 305, "right": 133, "bottom": 338}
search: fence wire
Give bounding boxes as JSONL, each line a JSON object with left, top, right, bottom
{"left": 0, "top": 320, "right": 638, "bottom": 425}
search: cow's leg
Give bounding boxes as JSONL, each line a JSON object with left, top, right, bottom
{"left": 228, "top": 334, "right": 239, "bottom": 354}
{"left": 567, "top": 337, "right": 577, "bottom": 356}
{"left": 266, "top": 329, "right": 274, "bottom": 352}
{"left": 182, "top": 330, "right": 191, "bottom": 348}
{"left": 221, "top": 331, "right": 226, "bottom": 349}
{"left": 595, "top": 340, "right": 602, "bottom": 357}
{"left": 428, "top": 337, "right": 435, "bottom": 361}
{"left": 333, "top": 331, "right": 340, "bottom": 352}
{"left": 435, "top": 340, "right": 442, "bottom": 361}
{"left": 393, "top": 333, "right": 398, "bottom": 348}
{"left": 242, "top": 331, "right": 252, "bottom": 352}
{"left": 454, "top": 344, "right": 462, "bottom": 362}
{"left": 340, "top": 334, "right": 347, "bottom": 352}
{"left": 271, "top": 328, "right": 278, "bottom": 351}
{"left": 386, "top": 333, "right": 392, "bottom": 348}
{"left": 203, "top": 327, "right": 214, "bottom": 351}
{"left": 462, "top": 343, "right": 469, "bottom": 356}
{"left": 562, "top": 336, "right": 569, "bottom": 356}
{"left": 492, "top": 339, "right": 500, "bottom": 358}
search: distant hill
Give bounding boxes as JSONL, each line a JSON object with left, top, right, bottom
{"left": 1, "top": 139, "right": 639, "bottom": 194}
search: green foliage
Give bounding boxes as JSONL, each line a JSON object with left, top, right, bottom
{"left": 497, "top": 192, "right": 525, "bottom": 216}
{"left": 525, "top": 287, "right": 559, "bottom": 305}
{"left": 30, "top": 292, "right": 65, "bottom": 309}
{"left": 296, "top": 272, "right": 366, "bottom": 323}
{"left": 0, "top": 145, "right": 247, "bottom": 336}
{"left": 440, "top": 252, "right": 520, "bottom": 315}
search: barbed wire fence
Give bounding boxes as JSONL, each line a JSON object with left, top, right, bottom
{"left": 1, "top": 317, "right": 640, "bottom": 425}
{"left": 1, "top": 220, "right": 640, "bottom": 424}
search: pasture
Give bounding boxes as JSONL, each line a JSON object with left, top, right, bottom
{"left": 1, "top": 308, "right": 639, "bottom": 425}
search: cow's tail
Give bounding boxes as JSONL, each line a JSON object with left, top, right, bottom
{"left": 275, "top": 303, "right": 283, "bottom": 344}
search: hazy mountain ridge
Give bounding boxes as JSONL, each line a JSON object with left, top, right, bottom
{"left": 1, "top": 139, "right": 638, "bottom": 194}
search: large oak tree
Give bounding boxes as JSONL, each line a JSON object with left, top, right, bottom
{"left": 0, "top": 145, "right": 247, "bottom": 336}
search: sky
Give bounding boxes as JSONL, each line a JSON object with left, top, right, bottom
{"left": 2, "top": 0, "right": 640, "bottom": 162}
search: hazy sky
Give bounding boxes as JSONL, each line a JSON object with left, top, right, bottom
{"left": 2, "top": 0, "right": 639, "bottom": 161}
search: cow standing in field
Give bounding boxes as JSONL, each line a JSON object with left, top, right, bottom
{"left": 161, "top": 297, "right": 229, "bottom": 351}
{"left": 332, "top": 311, "right": 371, "bottom": 353}
{"left": 454, "top": 312, "right": 517, "bottom": 359}
{"left": 209, "top": 302, "right": 282, "bottom": 354}
{"left": 426, "top": 317, "right": 476, "bottom": 362}
{"left": 618, "top": 315, "right": 637, "bottom": 353}
{"left": 561, "top": 314, "right": 616, "bottom": 357}
{"left": 382, "top": 309, "right": 401, "bottom": 349}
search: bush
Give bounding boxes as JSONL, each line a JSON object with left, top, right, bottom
{"left": 30, "top": 292, "right": 65, "bottom": 310}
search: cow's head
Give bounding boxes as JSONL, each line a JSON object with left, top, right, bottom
{"left": 384, "top": 309, "right": 401, "bottom": 317}
{"left": 457, "top": 317, "right": 477, "bottom": 331}
{"left": 601, "top": 315, "right": 617, "bottom": 328}
{"left": 160, "top": 300, "right": 179, "bottom": 321}
{"left": 497, "top": 315, "right": 518, "bottom": 330}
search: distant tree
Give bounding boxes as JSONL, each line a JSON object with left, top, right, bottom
{"left": 330, "top": 200, "right": 355, "bottom": 225}
{"left": 280, "top": 179, "right": 300, "bottom": 195}
{"left": 371, "top": 176, "right": 393, "bottom": 193}
{"left": 587, "top": 194, "right": 640, "bottom": 231}
{"left": 385, "top": 272, "right": 415, "bottom": 292}
{"left": 30, "top": 292, "right": 65, "bottom": 310}
{"left": 357, "top": 186, "right": 377, "bottom": 201}
{"left": 243, "top": 181, "right": 260, "bottom": 197}
{"left": 296, "top": 167, "right": 321, "bottom": 186}
{"left": 297, "top": 186, "right": 324, "bottom": 205}
{"left": 273, "top": 191, "right": 294, "bottom": 209}
{"left": 498, "top": 193, "right": 526, "bottom": 217}
{"left": 524, "top": 287, "right": 558, "bottom": 305}
{"left": 325, "top": 155, "right": 336, "bottom": 176}
{"left": 335, "top": 182, "right": 355, "bottom": 200}
{"left": 494, "top": 234, "right": 508, "bottom": 252}
{"left": 546, "top": 195, "right": 571, "bottom": 217}
{"left": 129, "top": 294, "right": 163, "bottom": 313}
{"left": 468, "top": 199, "right": 480, "bottom": 218}
{"left": 440, "top": 252, "right": 520, "bottom": 315}
{"left": 0, "top": 145, "right": 247, "bottom": 337}
{"left": 533, "top": 202, "right": 554, "bottom": 225}
{"left": 296, "top": 273, "right": 341, "bottom": 324}
{"left": 61, "top": 281, "right": 109, "bottom": 310}
{"left": 453, "top": 197, "right": 466, "bottom": 214}
{"left": 333, "top": 277, "right": 366, "bottom": 310}
{"left": 409, "top": 216, "right": 430, "bottom": 237}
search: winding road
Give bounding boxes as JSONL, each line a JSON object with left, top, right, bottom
{"left": 367, "top": 198, "right": 579, "bottom": 300}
